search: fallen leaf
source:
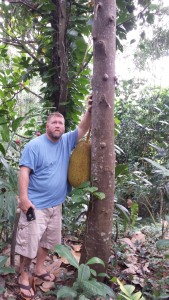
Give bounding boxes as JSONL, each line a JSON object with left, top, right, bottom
{"left": 122, "top": 264, "right": 138, "bottom": 274}
{"left": 71, "top": 244, "right": 81, "bottom": 252}
{"left": 71, "top": 249, "right": 80, "bottom": 262}
{"left": 131, "top": 231, "right": 145, "bottom": 244}
{"left": 120, "top": 238, "right": 136, "bottom": 250}
{"left": 125, "top": 254, "right": 138, "bottom": 264}
{"left": 142, "top": 262, "right": 150, "bottom": 273}
{"left": 132, "top": 275, "right": 145, "bottom": 287}
{"left": 53, "top": 267, "right": 67, "bottom": 281}
{"left": 45, "top": 258, "right": 62, "bottom": 273}
{"left": 40, "top": 281, "right": 55, "bottom": 292}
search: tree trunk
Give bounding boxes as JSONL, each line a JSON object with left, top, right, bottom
{"left": 51, "top": 0, "right": 68, "bottom": 115}
{"left": 80, "top": 0, "right": 116, "bottom": 275}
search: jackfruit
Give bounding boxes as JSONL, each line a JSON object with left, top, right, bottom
{"left": 68, "top": 137, "right": 91, "bottom": 188}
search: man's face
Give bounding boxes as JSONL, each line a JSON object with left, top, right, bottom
{"left": 46, "top": 116, "right": 65, "bottom": 141}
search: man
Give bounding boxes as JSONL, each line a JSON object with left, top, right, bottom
{"left": 15, "top": 97, "right": 92, "bottom": 299}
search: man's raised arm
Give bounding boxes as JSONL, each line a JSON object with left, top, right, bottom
{"left": 77, "top": 95, "right": 92, "bottom": 141}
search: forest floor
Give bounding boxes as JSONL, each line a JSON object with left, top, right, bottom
{"left": 0, "top": 223, "right": 169, "bottom": 300}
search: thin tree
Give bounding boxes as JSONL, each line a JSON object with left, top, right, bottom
{"left": 80, "top": 0, "right": 116, "bottom": 274}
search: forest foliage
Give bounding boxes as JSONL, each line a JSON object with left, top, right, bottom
{"left": 0, "top": 0, "right": 169, "bottom": 298}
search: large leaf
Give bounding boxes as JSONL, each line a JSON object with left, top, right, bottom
{"left": 143, "top": 158, "right": 169, "bottom": 177}
{"left": 57, "top": 286, "right": 77, "bottom": 299}
{"left": 115, "top": 203, "right": 130, "bottom": 221}
{"left": 77, "top": 264, "right": 91, "bottom": 282}
{"left": 82, "top": 280, "right": 115, "bottom": 297}
{"left": 54, "top": 244, "right": 79, "bottom": 269}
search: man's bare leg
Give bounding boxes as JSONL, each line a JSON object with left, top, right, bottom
{"left": 35, "top": 247, "right": 55, "bottom": 281}
{"left": 19, "top": 256, "right": 34, "bottom": 297}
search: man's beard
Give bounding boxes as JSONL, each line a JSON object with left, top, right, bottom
{"left": 48, "top": 131, "right": 62, "bottom": 140}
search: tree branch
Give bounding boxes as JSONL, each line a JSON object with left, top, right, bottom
{"left": 0, "top": 38, "right": 37, "bottom": 45}
{"left": 7, "top": 0, "right": 39, "bottom": 10}
{"left": 70, "top": 52, "right": 93, "bottom": 81}
{"left": 1, "top": 29, "right": 44, "bottom": 66}
{"left": 20, "top": 83, "right": 43, "bottom": 100}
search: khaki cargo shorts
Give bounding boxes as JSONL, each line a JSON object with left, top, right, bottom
{"left": 15, "top": 205, "right": 62, "bottom": 259}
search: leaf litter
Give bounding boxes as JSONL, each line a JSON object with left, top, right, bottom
{"left": 0, "top": 226, "right": 169, "bottom": 299}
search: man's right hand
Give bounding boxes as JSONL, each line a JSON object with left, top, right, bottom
{"left": 18, "top": 198, "right": 35, "bottom": 214}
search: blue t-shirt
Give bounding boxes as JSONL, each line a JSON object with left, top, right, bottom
{"left": 19, "top": 129, "right": 78, "bottom": 209}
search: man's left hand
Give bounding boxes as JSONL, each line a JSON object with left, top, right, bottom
{"left": 87, "top": 95, "right": 93, "bottom": 113}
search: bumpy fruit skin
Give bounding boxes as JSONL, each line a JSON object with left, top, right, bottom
{"left": 68, "top": 140, "right": 91, "bottom": 188}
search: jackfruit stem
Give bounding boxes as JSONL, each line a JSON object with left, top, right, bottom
{"left": 86, "top": 128, "right": 91, "bottom": 142}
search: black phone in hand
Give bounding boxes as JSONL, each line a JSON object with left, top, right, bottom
{"left": 26, "top": 207, "right": 36, "bottom": 221}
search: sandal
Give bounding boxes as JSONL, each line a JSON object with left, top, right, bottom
{"left": 18, "top": 282, "right": 34, "bottom": 300}
{"left": 34, "top": 271, "right": 56, "bottom": 282}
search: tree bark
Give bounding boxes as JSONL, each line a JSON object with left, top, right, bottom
{"left": 51, "top": 0, "right": 68, "bottom": 114}
{"left": 80, "top": 0, "right": 116, "bottom": 275}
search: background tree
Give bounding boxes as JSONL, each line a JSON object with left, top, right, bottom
{"left": 80, "top": 0, "right": 116, "bottom": 274}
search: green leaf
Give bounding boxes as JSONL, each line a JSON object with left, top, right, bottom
{"left": 115, "top": 164, "right": 128, "bottom": 177}
{"left": 115, "top": 203, "right": 130, "bottom": 225}
{"left": 78, "top": 181, "right": 90, "bottom": 189}
{"left": 93, "top": 192, "right": 105, "bottom": 200}
{"left": 82, "top": 280, "right": 115, "bottom": 297}
{"left": 0, "top": 287, "right": 6, "bottom": 294}
{"left": 0, "top": 109, "right": 8, "bottom": 116}
{"left": 117, "top": 279, "right": 135, "bottom": 297}
{"left": 86, "top": 257, "right": 105, "bottom": 267}
{"left": 0, "top": 266, "right": 15, "bottom": 275}
{"left": 54, "top": 244, "right": 79, "bottom": 269}
{"left": 132, "top": 291, "right": 144, "bottom": 300}
{"left": 0, "top": 143, "right": 6, "bottom": 156}
{"left": 78, "top": 296, "right": 90, "bottom": 300}
{"left": 84, "top": 186, "right": 98, "bottom": 193}
{"left": 143, "top": 158, "right": 169, "bottom": 177}
{"left": 0, "top": 256, "right": 7, "bottom": 268}
{"left": 78, "top": 264, "right": 91, "bottom": 282}
{"left": 156, "top": 239, "right": 169, "bottom": 251}
{"left": 164, "top": 253, "right": 169, "bottom": 259}
{"left": 57, "top": 286, "right": 77, "bottom": 299}
{"left": 90, "top": 268, "right": 97, "bottom": 277}
{"left": 12, "top": 117, "right": 24, "bottom": 131}
{"left": 98, "top": 272, "right": 110, "bottom": 279}
{"left": 98, "top": 282, "right": 116, "bottom": 297}
{"left": 0, "top": 124, "right": 10, "bottom": 142}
